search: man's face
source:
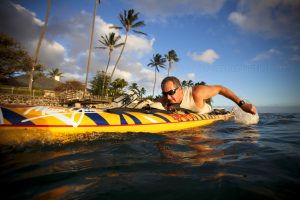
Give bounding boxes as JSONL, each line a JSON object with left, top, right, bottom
{"left": 162, "top": 81, "right": 182, "bottom": 104}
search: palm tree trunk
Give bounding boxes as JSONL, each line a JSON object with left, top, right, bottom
{"left": 83, "top": 0, "right": 98, "bottom": 98}
{"left": 28, "top": 0, "right": 50, "bottom": 94}
{"left": 109, "top": 31, "right": 128, "bottom": 84}
{"left": 153, "top": 69, "right": 156, "bottom": 96}
{"left": 168, "top": 61, "right": 171, "bottom": 76}
{"left": 102, "top": 50, "right": 111, "bottom": 98}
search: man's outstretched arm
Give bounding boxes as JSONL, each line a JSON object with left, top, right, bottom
{"left": 193, "top": 85, "right": 257, "bottom": 114}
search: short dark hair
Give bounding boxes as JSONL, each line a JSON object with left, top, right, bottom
{"left": 161, "top": 76, "right": 182, "bottom": 89}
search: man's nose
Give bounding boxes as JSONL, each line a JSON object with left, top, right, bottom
{"left": 167, "top": 95, "right": 172, "bottom": 100}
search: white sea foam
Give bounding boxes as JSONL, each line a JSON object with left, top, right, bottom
{"left": 232, "top": 105, "right": 259, "bottom": 125}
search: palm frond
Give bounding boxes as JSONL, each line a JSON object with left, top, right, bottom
{"left": 98, "top": 40, "right": 108, "bottom": 46}
{"left": 110, "top": 26, "right": 122, "bottom": 30}
{"left": 133, "top": 30, "right": 147, "bottom": 35}
{"left": 114, "top": 43, "right": 125, "bottom": 48}
{"left": 119, "top": 13, "right": 126, "bottom": 27}
{"left": 132, "top": 21, "right": 145, "bottom": 28}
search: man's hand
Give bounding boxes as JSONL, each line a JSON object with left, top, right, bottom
{"left": 241, "top": 103, "right": 257, "bottom": 115}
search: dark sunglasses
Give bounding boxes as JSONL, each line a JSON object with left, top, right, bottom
{"left": 162, "top": 87, "right": 179, "bottom": 97}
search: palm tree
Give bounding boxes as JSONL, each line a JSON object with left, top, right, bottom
{"left": 195, "top": 81, "right": 206, "bottom": 86}
{"left": 165, "top": 50, "right": 179, "bottom": 76}
{"left": 84, "top": 0, "right": 101, "bottom": 97}
{"left": 128, "top": 82, "right": 138, "bottom": 91}
{"left": 147, "top": 54, "right": 166, "bottom": 96}
{"left": 187, "top": 80, "right": 194, "bottom": 87}
{"left": 48, "top": 68, "right": 63, "bottom": 81}
{"left": 182, "top": 80, "right": 194, "bottom": 87}
{"left": 28, "top": 0, "right": 51, "bottom": 94}
{"left": 109, "top": 78, "right": 128, "bottom": 97}
{"left": 97, "top": 32, "right": 124, "bottom": 97}
{"left": 110, "top": 9, "right": 146, "bottom": 83}
{"left": 140, "top": 87, "right": 146, "bottom": 99}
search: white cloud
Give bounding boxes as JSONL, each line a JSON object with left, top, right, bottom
{"left": 252, "top": 48, "right": 281, "bottom": 61}
{"left": 38, "top": 40, "right": 65, "bottom": 67}
{"left": 131, "top": 66, "right": 166, "bottom": 96}
{"left": 61, "top": 72, "right": 85, "bottom": 82}
{"left": 186, "top": 73, "right": 196, "bottom": 80}
{"left": 0, "top": 0, "right": 155, "bottom": 91}
{"left": 112, "top": 69, "right": 132, "bottom": 81}
{"left": 187, "top": 49, "right": 220, "bottom": 64}
{"left": 228, "top": 12, "right": 246, "bottom": 26}
{"left": 12, "top": 2, "right": 44, "bottom": 26}
{"left": 124, "top": 0, "right": 226, "bottom": 21}
{"left": 0, "top": 1, "right": 43, "bottom": 46}
{"left": 125, "top": 35, "right": 153, "bottom": 57}
{"left": 228, "top": 0, "right": 300, "bottom": 38}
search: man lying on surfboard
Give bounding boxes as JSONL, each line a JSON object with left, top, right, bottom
{"left": 160, "top": 76, "right": 257, "bottom": 115}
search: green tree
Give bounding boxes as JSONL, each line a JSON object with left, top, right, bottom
{"left": 195, "top": 81, "right": 206, "bottom": 86}
{"left": 187, "top": 80, "right": 194, "bottom": 87}
{"left": 128, "top": 82, "right": 146, "bottom": 100}
{"left": 128, "top": 82, "right": 138, "bottom": 91}
{"left": 97, "top": 32, "right": 124, "bottom": 97}
{"left": 54, "top": 80, "right": 84, "bottom": 92}
{"left": 29, "top": 0, "right": 51, "bottom": 94}
{"left": 110, "top": 9, "right": 146, "bottom": 83}
{"left": 89, "top": 70, "right": 110, "bottom": 96}
{"left": 165, "top": 50, "right": 179, "bottom": 76}
{"left": 48, "top": 68, "right": 63, "bottom": 78}
{"left": 109, "top": 78, "right": 128, "bottom": 97}
{"left": 147, "top": 53, "right": 166, "bottom": 96}
{"left": 181, "top": 80, "right": 194, "bottom": 87}
{"left": 0, "top": 33, "right": 33, "bottom": 79}
{"left": 84, "top": 0, "right": 101, "bottom": 96}
{"left": 140, "top": 87, "right": 146, "bottom": 99}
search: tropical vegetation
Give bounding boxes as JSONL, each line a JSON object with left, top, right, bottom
{"left": 89, "top": 71, "right": 129, "bottom": 98}
{"left": 147, "top": 53, "right": 166, "bottom": 96}
{"left": 0, "top": 33, "right": 34, "bottom": 79}
{"left": 109, "top": 9, "right": 146, "bottom": 83}
{"left": 109, "top": 78, "right": 128, "bottom": 97}
{"left": 29, "top": 0, "right": 51, "bottom": 94}
{"left": 48, "top": 68, "right": 63, "bottom": 79}
{"left": 128, "top": 82, "right": 146, "bottom": 100}
{"left": 89, "top": 70, "right": 110, "bottom": 96}
{"left": 97, "top": 32, "right": 124, "bottom": 97}
{"left": 54, "top": 80, "right": 85, "bottom": 92}
{"left": 84, "top": 0, "right": 101, "bottom": 95}
{"left": 1, "top": 3, "right": 188, "bottom": 101}
{"left": 165, "top": 50, "right": 179, "bottom": 76}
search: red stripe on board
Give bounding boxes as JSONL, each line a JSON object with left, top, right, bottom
{"left": 0, "top": 117, "right": 223, "bottom": 128}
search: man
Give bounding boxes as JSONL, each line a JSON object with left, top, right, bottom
{"left": 161, "top": 76, "right": 256, "bottom": 114}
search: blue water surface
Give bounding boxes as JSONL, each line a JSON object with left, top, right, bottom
{"left": 1, "top": 112, "right": 300, "bottom": 200}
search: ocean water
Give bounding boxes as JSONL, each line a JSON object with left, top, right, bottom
{"left": 1, "top": 112, "right": 300, "bottom": 200}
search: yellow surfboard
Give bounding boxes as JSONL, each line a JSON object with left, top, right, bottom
{"left": 0, "top": 105, "right": 232, "bottom": 144}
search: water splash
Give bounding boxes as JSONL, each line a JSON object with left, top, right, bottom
{"left": 232, "top": 105, "right": 259, "bottom": 125}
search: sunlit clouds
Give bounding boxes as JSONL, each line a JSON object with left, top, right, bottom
{"left": 187, "top": 49, "right": 220, "bottom": 64}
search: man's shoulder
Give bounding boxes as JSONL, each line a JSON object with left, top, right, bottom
{"left": 192, "top": 85, "right": 208, "bottom": 99}
{"left": 192, "top": 85, "right": 207, "bottom": 92}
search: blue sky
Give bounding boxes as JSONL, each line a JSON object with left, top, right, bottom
{"left": 1, "top": 0, "right": 300, "bottom": 107}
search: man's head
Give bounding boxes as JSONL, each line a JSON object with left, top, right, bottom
{"left": 161, "top": 76, "right": 183, "bottom": 104}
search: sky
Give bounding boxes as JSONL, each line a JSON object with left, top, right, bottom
{"left": 0, "top": 0, "right": 300, "bottom": 107}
